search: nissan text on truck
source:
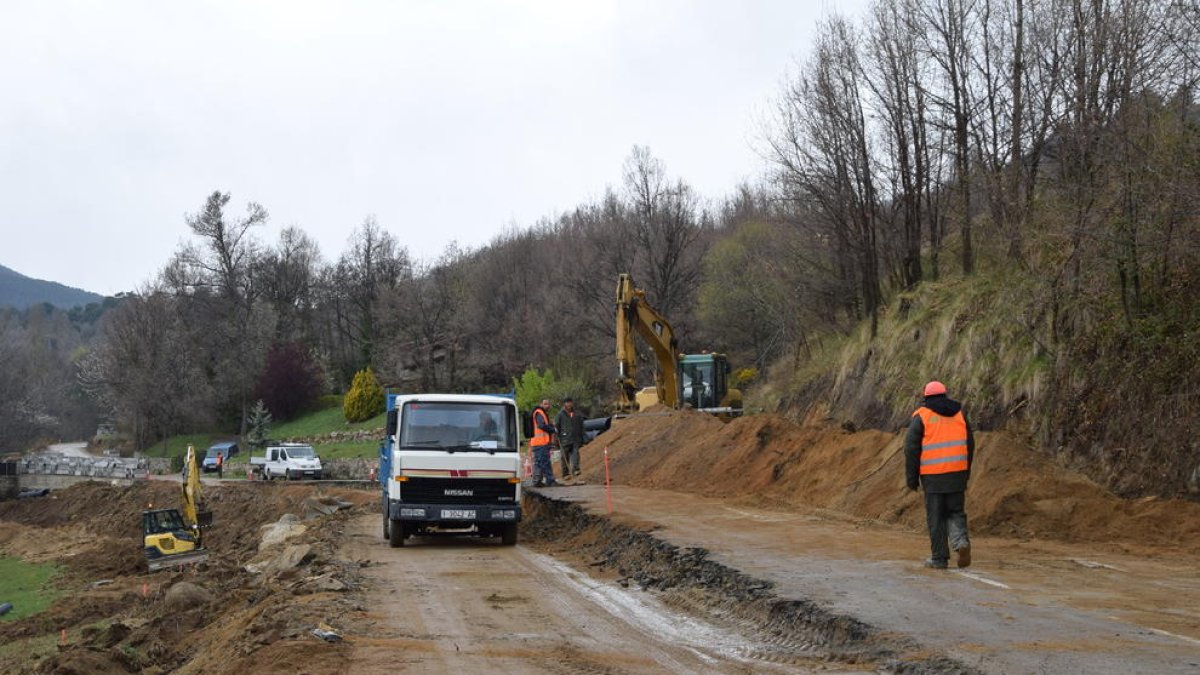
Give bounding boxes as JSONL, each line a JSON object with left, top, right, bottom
{"left": 379, "top": 393, "right": 523, "bottom": 547}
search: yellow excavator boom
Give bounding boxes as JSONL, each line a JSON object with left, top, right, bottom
{"left": 615, "top": 273, "right": 680, "bottom": 411}
{"left": 181, "top": 444, "right": 204, "bottom": 547}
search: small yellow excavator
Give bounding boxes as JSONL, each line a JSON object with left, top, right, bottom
{"left": 142, "top": 444, "right": 212, "bottom": 571}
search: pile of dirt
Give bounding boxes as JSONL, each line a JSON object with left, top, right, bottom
{"left": 0, "top": 481, "right": 374, "bottom": 674}
{"left": 581, "top": 409, "right": 1200, "bottom": 551}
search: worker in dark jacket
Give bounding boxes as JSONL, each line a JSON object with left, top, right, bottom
{"left": 904, "top": 381, "right": 974, "bottom": 569}
{"left": 554, "top": 398, "right": 586, "bottom": 483}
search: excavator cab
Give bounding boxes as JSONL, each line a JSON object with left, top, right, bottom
{"left": 679, "top": 353, "right": 733, "bottom": 411}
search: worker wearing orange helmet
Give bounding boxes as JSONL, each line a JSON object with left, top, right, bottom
{"left": 904, "top": 380, "right": 974, "bottom": 569}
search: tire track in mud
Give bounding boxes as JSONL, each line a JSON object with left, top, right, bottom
{"left": 522, "top": 491, "right": 978, "bottom": 674}
{"left": 342, "top": 517, "right": 823, "bottom": 673}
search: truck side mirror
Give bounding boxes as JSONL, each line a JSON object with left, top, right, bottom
{"left": 386, "top": 409, "right": 398, "bottom": 437}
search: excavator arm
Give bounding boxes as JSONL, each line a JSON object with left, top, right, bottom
{"left": 180, "top": 445, "right": 205, "bottom": 548}
{"left": 615, "top": 273, "right": 680, "bottom": 411}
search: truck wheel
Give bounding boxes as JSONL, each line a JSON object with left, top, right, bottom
{"left": 286, "top": 470, "right": 294, "bottom": 481}
{"left": 501, "top": 523, "right": 518, "bottom": 546}
{"left": 388, "top": 519, "right": 406, "bottom": 548}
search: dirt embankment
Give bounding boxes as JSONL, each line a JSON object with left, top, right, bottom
{"left": 580, "top": 409, "right": 1200, "bottom": 552}
{"left": 0, "top": 481, "right": 375, "bottom": 674}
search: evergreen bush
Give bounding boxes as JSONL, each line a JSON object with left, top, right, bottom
{"left": 344, "top": 367, "right": 385, "bottom": 423}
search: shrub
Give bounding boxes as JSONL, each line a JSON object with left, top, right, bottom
{"left": 246, "top": 399, "right": 273, "bottom": 450}
{"left": 254, "top": 342, "right": 324, "bottom": 421}
{"left": 344, "top": 367, "right": 385, "bottom": 423}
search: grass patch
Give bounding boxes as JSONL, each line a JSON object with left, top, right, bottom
{"left": 147, "top": 401, "right": 384, "bottom": 463}
{"left": 0, "top": 555, "right": 61, "bottom": 622}
{"left": 271, "top": 406, "right": 384, "bottom": 439}
{"left": 139, "top": 433, "right": 229, "bottom": 459}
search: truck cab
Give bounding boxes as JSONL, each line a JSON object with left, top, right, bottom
{"left": 251, "top": 443, "right": 323, "bottom": 480}
{"left": 379, "top": 393, "right": 522, "bottom": 547}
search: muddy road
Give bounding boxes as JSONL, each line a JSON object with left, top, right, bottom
{"left": 340, "top": 515, "right": 866, "bottom": 674}
{"left": 539, "top": 485, "right": 1200, "bottom": 674}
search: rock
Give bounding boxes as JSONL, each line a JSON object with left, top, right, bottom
{"left": 245, "top": 544, "right": 313, "bottom": 575}
{"left": 303, "top": 496, "right": 353, "bottom": 519}
{"left": 164, "top": 582, "right": 212, "bottom": 610}
{"left": 303, "top": 575, "right": 346, "bottom": 593}
{"left": 259, "top": 514, "right": 307, "bottom": 550}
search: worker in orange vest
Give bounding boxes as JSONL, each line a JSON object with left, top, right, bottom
{"left": 530, "top": 399, "right": 560, "bottom": 488}
{"left": 216, "top": 451, "right": 224, "bottom": 480}
{"left": 904, "top": 381, "right": 974, "bottom": 569}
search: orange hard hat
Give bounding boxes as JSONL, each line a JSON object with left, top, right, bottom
{"left": 924, "top": 381, "right": 947, "bottom": 396}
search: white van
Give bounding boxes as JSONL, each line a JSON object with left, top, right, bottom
{"left": 250, "top": 443, "right": 323, "bottom": 480}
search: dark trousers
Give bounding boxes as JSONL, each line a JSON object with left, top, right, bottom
{"left": 559, "top": 442, "right": 580, "bottom": 475}
{"left": 532, "top": 445, "right": 554, "bottom": 484}
{"left": 924, "top": 490, "right": 969, "bottom": 563}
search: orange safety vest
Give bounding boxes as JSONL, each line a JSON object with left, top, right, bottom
{"left": 531, "top": 408, "right": 552, "bottom": 448}
{"left": 914, "top": 407, "right": 969, "bottom": 475}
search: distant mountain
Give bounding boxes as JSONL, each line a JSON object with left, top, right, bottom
{"left": 0, "top": 263, "right": 105, "bottom": 310}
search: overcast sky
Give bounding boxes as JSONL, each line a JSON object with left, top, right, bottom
{"left": 2, "top": 0, "right": 863, "bottom": 296}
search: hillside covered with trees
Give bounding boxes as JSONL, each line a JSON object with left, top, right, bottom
{"left": 2, "top": 0, "right": 1196, "bottom": 497}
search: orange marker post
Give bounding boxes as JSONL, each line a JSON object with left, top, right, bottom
{"left": 604, "top": 446, "right": 612, "bottom": 514}
{"left": 60, "top": 629, "right": 67, "bottom": 645}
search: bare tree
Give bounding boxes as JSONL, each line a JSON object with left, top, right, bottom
{"left": 768, "top": 17, "right": 884, "bottom": 335}
{"left": 336, "top": 217, "right": 410, "bottom": 371}
{"left": 623, "top": 146, "right": 706, "bottom": 324}
{"left": 919, "top": 0, "right": 979, "bottom": 274}
{"left": 165, "top": 191, "right": 273, "bottom": 436}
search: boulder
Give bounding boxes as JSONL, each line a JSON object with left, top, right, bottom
{"left": 164, "top": 582, "right": 212, "bottom": 610}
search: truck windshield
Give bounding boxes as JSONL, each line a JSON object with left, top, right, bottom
{"left": 286, "top": 446, "right": 316, "bottom": 458}
{"left": 400, "top": 402, "right": 517, "bottom": 451}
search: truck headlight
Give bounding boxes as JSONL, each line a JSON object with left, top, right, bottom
{"left": 493, "top": 510, "right": 516, "bottom": 519}
{"left": 400, "top": 508, "right": 426, "bottom": 517}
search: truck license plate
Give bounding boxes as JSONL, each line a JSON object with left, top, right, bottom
{"left": 441, "top": 509, "right": 476, "bottom": 519}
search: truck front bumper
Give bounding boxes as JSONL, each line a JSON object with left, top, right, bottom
{"left": 389, "top": 501, "right": 522, "bottom": 522}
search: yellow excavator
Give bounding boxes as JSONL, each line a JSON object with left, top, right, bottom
{"left": 615, "top": 273, "right": 743, "bottom": 417}
{"left": 142, "top": 444, "right": 212, "bottom": 571}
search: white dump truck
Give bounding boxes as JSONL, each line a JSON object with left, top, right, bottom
{"left": 250, "top": 443, "right": 324, "bottom": 480}
{"left": 378, "top": 393, "right": 522, "bottom": 547}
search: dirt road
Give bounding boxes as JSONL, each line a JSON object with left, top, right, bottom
{"left": 339, "top": 515, "right": 867, "bottom": 674}
{"left": 541, "top": 485, "right": 1200, "bottom": 674}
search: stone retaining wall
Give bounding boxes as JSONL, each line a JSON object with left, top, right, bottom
{"left": 20, "top": 456, "right": 171, "bottom": 478}
{"left": 321, "top": 458, "right": 377, "bottom": 481}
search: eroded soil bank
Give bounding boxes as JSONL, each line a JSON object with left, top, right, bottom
{"left": 580, "top": 409, "right": 1200, "bottom": 551}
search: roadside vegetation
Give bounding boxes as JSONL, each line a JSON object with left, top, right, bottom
{"left": 0, "top": 555, "right": 60, "bottom": 622}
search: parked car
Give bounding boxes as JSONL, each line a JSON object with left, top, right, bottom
{"left": 207, "top": 441, "right": 239, "bottom": 458}
{"left": 250, "top": 443, "right": 323, "bottom": 480}
{"left": 201, "top": 445, "right": 230, "bottom": 473}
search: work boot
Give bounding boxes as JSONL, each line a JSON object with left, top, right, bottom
{"left": 956, "top": 545, "right": 972, "bottom": 568}
{"left": 923, "top": 559, "right": 948, "bottom": 569}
